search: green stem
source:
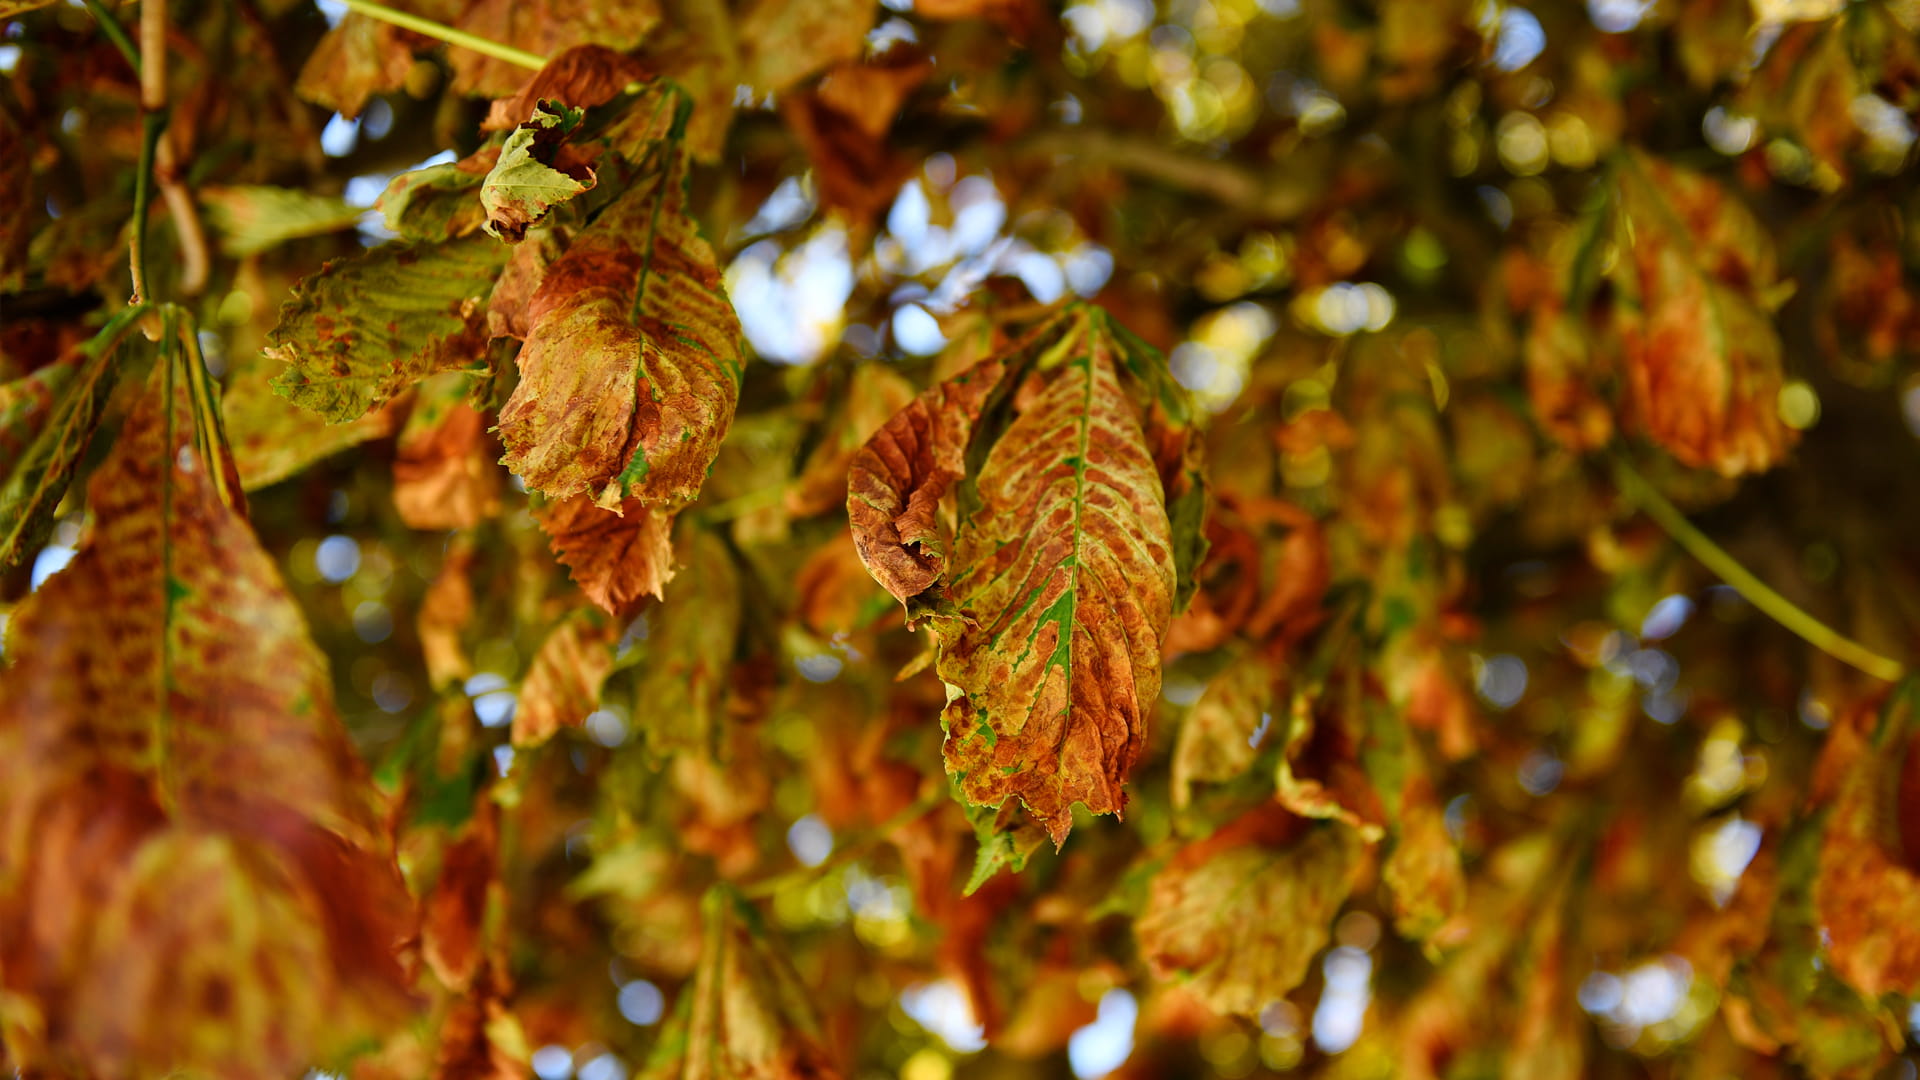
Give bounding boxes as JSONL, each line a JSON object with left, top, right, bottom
{"left": 129, "top": 112, "right": 165, "bottom": 303}
{"left": 81, "top": 0, "right": 143, "bottom": 74}
{"left": 1614, "top": 459, "right": 1906, "bottom": 683}
{"left": 334, "top": 0, "right": 547, "bottom": 72}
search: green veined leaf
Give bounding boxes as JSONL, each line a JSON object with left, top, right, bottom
{"left": 481, "top": 102, "right": 596, "bottom": 242}
{"left": 266, "top": 233, "right": 510, "bottom": 423}
{"left": 200, "top": 185, "right": 366, "bottom": 257}
{"left": 0, "top": 307, "right": 145, "bottom": 567}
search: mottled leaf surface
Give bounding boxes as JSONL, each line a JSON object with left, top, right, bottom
{"left": 0, "top": 342, "right": 412, "bottom": 1077}
{"left": 537, "top": 494, "right": 676, "bottom": 616}
{"left": 268, "top": 233, "right": 509, "bottom": 422}
{"left": 498, "top": 154, "right": 743, "bottom": 506}
{"left": 1135, "top": 812, "right": 1360, "bottom": 1018}
{"left": 394, "top": 372, "right": 500, "bottom": 529}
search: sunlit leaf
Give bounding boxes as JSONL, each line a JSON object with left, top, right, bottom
{"left": 480, "top": 102, "right": 595, "bottom": 243}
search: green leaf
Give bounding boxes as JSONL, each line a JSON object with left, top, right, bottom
{"left": 200, "top": 185, "right": 365, "bottom": 257}
{"left": 377, "top": 163, "right": 487, "bottom": 243}
{"left": 0, "top": 308, "right": 145, "bottom": 567}
{"left": 482, "top": 102, "right": 596, "bottom": 242}
{"left": 633, "top": 526, "right": 740, "bottom": 757}
{"left": 266, "top": 233, "right": 511, "bottom": 423}
{"left": 497, "top": 151, "right": 744, "bottom": 507}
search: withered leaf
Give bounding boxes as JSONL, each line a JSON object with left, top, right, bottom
{"left": 448, "top": 0, "right": 662, "bottom": 97}
{"left": 497, "top": 152, "right": 743, "bottom": 508}
{"left": 736, "top": 0, "right": 878, "bottom": 93}
{"left": 420, "top": 535, "right": 479, "bottom": 691}
{"left": 634, "top": 527, "right": 740, "bottom": 758}
{"left": 268, "top": 233, "right": 510, "bottom": 423}
{"left": 0, "top": 327, "right": 413, "bottom": 1078}
{"left": 223, "top": 330, "right": 402, "bottom": 492}
{"left": 536, "top": 494, "right": 676, "bottom": 617}
{"left": 423, "top": 804, "right": 499, "bottom": 991}
{"left": 394, "top": 372, "right": 502, "bottom": 530}
{"left": 1135, "top": 811, "right": 1361, "bottom": 1018}
{"left": 1612, "top": 152, "right": 1795, "bottom": 477}
{"left": 512, "top": 609, "right": 620, "bottom": 747}
{"left": 484, "top": 45, "right": 652, "bottom": 132}
{"left": 640, "top": 888, "right": 842, "bottom": 1080}
{"left": 293, "top": 12, "right": 414, "bottom": 118}
{"left": 1815, "top": 696, "right": 1920, "bottom": 997}
{"left": 849, "top": 306, "right": 1187, "bottom": 843}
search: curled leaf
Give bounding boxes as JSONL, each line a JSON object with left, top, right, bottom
{"left": 481, "top": 102, "right": 596, "bottom": 243}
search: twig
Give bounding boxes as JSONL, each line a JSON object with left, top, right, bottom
{"left": 1614, "top": 459, "right": 1907, "bottom": 682}
{"left": 333, "top": 0, "right": 546, "bottom": 72}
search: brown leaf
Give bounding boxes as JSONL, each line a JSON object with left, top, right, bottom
{"left": 449, "top": 0, "right": 662, "bottom": 97}
{"left": 536, "top": 495, "right": 676, "bottom": 617}
{"left": 736, "top": 0, "right": 877, "bottom": 93}
{"left": 484, "top": 44, "right": 652, "bottom": 131}
{"left": 394, "top": 372, "right": 502, "bottom": 530}
{"left": 423, "top": 805, "right": 499, "bottom": 991}
{"left": 432, "top": 961, "right": 529, "bottom": 1080}
{"left": 498, "top": 153, "right": 743, "bottom": 508}
{"left": 420, "top": 535, "right": 478, "bottom": 692}
{"left": 512, "top": 610, "right": 621, "bottom": 747}
{"left": 294, "top": 13, "right": 415, "bottom": 118}
{"left": 789, "top": 362, "right": 919, "bottom": 519}
{"left": 0, "top": 347, "right": 413, "bottom": 1078}
{"left": 1135, "top": 809, "right": 1360, "bottom": 1018}
{"left": 1815, "top": 697, "right": 1920, "bottom": 997}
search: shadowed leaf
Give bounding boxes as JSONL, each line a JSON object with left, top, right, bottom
{"left": 634, "top": 527, "right": 739, "bottom": 758}
{"left": 393, "top": 372, "right": 501, "bottom": 530}
{"left": 267, "top": 233, "right": 510, "bottom": 422}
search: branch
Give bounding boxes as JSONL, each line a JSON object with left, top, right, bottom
{"left": 1614, "top": 459, "right": 1907, "bottom": 683}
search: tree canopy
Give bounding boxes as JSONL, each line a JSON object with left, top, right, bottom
{"left": 4, "top": 0, "right": 1920, "bottom": 1077}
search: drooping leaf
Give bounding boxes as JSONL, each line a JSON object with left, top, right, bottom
{"left": 633, "top": 527, "right": 740, "bottom": 758}
{"left": 293, "top": 12, "right": 416, "bottom": 118}
{"left": 393, "top": 371, "right": 502, "bottom": 530}
{"left": 200, "top": 185, "right": 366, "bottom": 256}
{"left": 484, "top": 45, "right": 652, "bottom": 132}
{"left": 378, "top": 162, "right": 489, "bottom": 243}
{"left": 480, "top": 102, "right": 596, "bottom": 243}
{"left": 736, "top": 0, "right": 878, "bottom": 93}
{"left": 1171, "top": 649, "right": 1277, "bottom": 810}
{"left": 267, "top": 233, "right": 510, "bottom": 422}
{"left": 1135, "top": 809, "right": 1361, "bottom": 1018}
{"left": 223, "top": 327, "right": 402, "bottom": 491}
{"left": 1611, "top": 152, "right": 1795, "bottom": 477}
{"left": 636, "top": 0, "right": 739, "bottom": 161}
{"left": 0, "top": 307, "right": 143, "bottom": 566}
{"left": 938, "top": 313, "right": 1181, "bottom": 842}
{"left": 1814, "top": 695, "right": 1920, "bottom": 998}
{"left": 536, "top": 494, "right": 676, "bottom": 617}
{"left": 0, "top": 320, "right": 413, "bottom": 1078}
{"left": 639, "top": 888, "right": 842, "bottom": 1080}
{"left": 420, "top": 535, "right": 478, "bottom": 692}
{"left": 448, "top": 0, "right": 662, "bottom": 97}
{"left": 498, "top": 151, "right": 743, "bottom": 507}
{"left": 423, "top": 803, "right": 499, "bottom": 991}
{"left": 512, "top": 609, "right": 620, "bottom": 748}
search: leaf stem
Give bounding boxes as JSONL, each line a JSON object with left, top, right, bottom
{"left": 1614, "top": 459, "right": 1907, "bottom": 682}
{"left": 80, "top": 0, "right": 142, "bottom": 75}
{"left": 332, "top": 0, "right": 547, "bottom": 72}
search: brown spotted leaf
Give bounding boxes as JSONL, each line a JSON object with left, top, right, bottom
{"left": 935, "top": 311, "right": 1181, "bottom": 843}
{"left": 378, "top": 162, "right": 489, "bottom": 243}
{"left": 512, "top": 609, "right": 620, "bottom": 747}
{"left": 0, "top": 325, "right": 413, "bottom": 1078}
{"left": 223, "top": 332, "right": 402, "bottom": 492}
{"left": 268, "top": 233, "right": 510, "bottom": 422}
{"left": 498, "top": 152, "right": 743, "bottom": 507}
{"left": 536, "top": 494, "right": 676, "bottom": 617}
{"left": 1135, "top": 810, "right": 1361, "bottom": 1018}
{"left": 394, "top": 372, "right": 502, "bottom": 530}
